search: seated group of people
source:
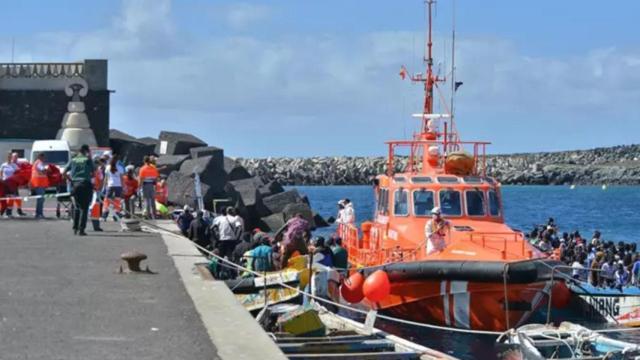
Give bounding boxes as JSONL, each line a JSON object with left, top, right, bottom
{"left": 177, "top": 208, "right": 348, "bottom": 279}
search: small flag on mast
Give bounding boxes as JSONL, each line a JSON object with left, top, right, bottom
{"left": 399, "top": 65, "right": 408, "bottom": 80}
{"left": 454, "top": 81, "right": 463, "bottom": 91}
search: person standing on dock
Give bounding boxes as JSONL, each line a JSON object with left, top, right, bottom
{"left": 64, "top": 145, "right": 94, "bottom": 235}
{"left": 213, "top": 207, "right": 244, "bottom": 260}
{"left": 0, "top": 152, "right": 27, "bottom": 217}
{"left": 425, "top": 207, "right": 450, "bottom": 255}
{"left": 30, "top": 152, "right": 49, "bottom": 219}
{"left": 139, "top": 156, "right": 159, "bottom": 219}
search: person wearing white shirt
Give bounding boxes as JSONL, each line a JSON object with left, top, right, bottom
{"left": 0, "top": 152, "right": 26, "bottom": 217}
{"left": 102, "top": 156, "right": 124, "bottom": 220}
{"left": 212, "top": 207, "right": 244, "bottom": 259}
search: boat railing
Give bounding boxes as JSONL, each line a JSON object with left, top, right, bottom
{"left": 339, "top": 223, "right": 424, "bottom": 266}
{"left": 466, "top": 232, "right": 533, "bottom": 259}
{"left": 384, "top": 139, "right": 490, "bottom": 177}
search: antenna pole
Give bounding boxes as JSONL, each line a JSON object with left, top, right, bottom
{"left": 422, "top": 0, "right": 435, "bottom": 133}
{"left": 449, "top": 0, "right": 456, "bottom": 147}
{"left": 11, "top": 37, "right": 15, "bottom": 63}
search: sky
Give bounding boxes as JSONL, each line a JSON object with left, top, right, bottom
{"left": 1, "top": 0, "right": 639, "bottom": 157}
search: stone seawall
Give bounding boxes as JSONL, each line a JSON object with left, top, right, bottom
{"left": 237, "top": 144, "right": 640, "bottom": 185}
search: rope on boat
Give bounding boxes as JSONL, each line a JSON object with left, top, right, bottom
{"left": 140, "top": 219, "right": 640, "bottom": 336}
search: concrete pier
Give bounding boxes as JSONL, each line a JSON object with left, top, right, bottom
{"left": 0, "top": 216, "right": 285, "bottom": 360}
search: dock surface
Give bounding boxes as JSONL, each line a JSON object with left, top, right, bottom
{"left": 0, "top": 217, "right": 223, "bottom": 360}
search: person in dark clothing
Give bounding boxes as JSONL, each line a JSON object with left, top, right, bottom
{"left": 177, "top": 206, "right": 194, "bottom": 237}
{"left": 331, "top": 236, "right": 348, "bottom": 270}
{"left": 232, "top": 232, "right": 255, "bottom": 265}
{"left": 188, "top": 211, "right": 211, "bottom": 253}
{"left": 312, "top": 236, "right": 334, "bottom": 267}
{"left": 63, "top": 145, "right": 94, "bottom": 236}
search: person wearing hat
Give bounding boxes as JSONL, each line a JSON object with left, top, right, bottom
{"left": 424, "top": 206, "right": 450, "bottom": 255}
{"left": 336, "top": 198, "right": 355, "bottom": 225}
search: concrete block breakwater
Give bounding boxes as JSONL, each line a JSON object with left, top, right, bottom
{"left": 237, "top": 144, "right": 640, "bottom": 185}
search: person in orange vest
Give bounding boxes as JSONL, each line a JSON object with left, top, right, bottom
{"left": 155, "top": 176, "right": 168, "bottom": 205}
{"left": 31, "top": 152, "right": 49, "bottom": 219}
{"left": 89, "top": 157, "right": 105, "bottom": 231}
{"left": 122, "top": 165, "right": 139, "bottom": 217}
{"left": 139, "top": 156, "right": 159, "bottom": 219}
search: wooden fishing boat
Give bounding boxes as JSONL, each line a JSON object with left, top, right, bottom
{"left": 568, "top": 283, "right": 640, "bottom": 327}
{"left": 495, "top": 322, "right": 640, "bottom": 360}
{"left": 258, "top": 302, "right": 458, "bottom": 360}
{"left": 331, "top": 0, "right": 565, "bottom": 332}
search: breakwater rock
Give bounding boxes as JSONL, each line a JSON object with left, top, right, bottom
{"left": 109, "top": 129, "right": 328, "bottom": 232}
{"left": 237, "top": 144, "right": 640, "bottom": 185}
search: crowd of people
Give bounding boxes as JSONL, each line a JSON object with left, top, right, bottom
{"left": 176, "top": 206, "right": 349, "bottom": 280}
{"left": 528, "top": 218, "right": 640, "bottom": 289}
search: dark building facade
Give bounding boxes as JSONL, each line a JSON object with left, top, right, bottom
{"left": 0, "top": 60, "right": 111, "bottom": 146}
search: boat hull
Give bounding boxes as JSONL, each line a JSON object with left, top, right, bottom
{"left": 364, "top": 279, "right": 552, "bottom": 332}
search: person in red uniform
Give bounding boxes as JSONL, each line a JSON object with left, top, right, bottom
{"left": 30, "top": 153, "right": 49, "bottom": 219}
{"left": 122, "top": 165, "right": 139, "bottom": 217}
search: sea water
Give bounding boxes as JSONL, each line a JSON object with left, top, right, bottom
{"left": 290, "top": 185, "right": 640, "bottom": 359}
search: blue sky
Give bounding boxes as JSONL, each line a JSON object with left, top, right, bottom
{"left": 1, "top": 0, "right": 639, "bottom": 157}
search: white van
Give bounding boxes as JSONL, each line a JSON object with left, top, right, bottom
{"left": 30, "top": 140, "right": 71, "bottom": 171}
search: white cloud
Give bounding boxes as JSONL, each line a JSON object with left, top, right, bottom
{"left": 2, "top": 1, "right": 639, "bottom": 156}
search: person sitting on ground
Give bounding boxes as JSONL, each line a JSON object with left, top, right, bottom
{"left": 188, "top": 210, "right": 211, "bottom": 253}
{"left": 330, "top": 236, "right": 348, "bottom": 271}
{"left": 311, "top": 236, "right": 334, "bottom": 267}
{"left": 615, "top": 262, "right": 630, "bottom": 289}
{"left": 425, "top": 207, "right": 450, "bottom": 255}
{"left": 177, "top": 205, "right": 194, "bottom": 237}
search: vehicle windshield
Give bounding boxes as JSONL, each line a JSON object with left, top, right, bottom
{"left": 394, "top": 189, "right": 409, "bottom": 216}
{"left": 439, "top": 190, "right": 461, "bottom": 216}
{"left": 466, "top": 190, "right": 486, "bottom": 216}
{"left": 413, "top": 190, "right": 434, "bottom": 216}
{"left": 33, "top": 151, "right": 69, "bottom": 166}
{"left": 489, "top": 189, "right": 501, "bottom": 216}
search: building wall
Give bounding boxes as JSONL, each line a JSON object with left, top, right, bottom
{"left": 0, "top": 60, "right": 111, "bottom": 146}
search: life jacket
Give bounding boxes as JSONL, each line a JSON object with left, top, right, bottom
{"left": 155, "top": 181, "right": 168, "bottom": 204}
{"left": 93, "top": 169, "right": 104, "bottom": 191}
{"left": 30, "top": 160, "right": 49, "bottom": 188}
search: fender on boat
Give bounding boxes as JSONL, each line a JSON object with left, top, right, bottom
{"left": 361, "top": 259, "right": 561, "bottom": 284}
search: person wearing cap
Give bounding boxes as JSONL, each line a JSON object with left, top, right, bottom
{"left": 63, "top": 145, "right": 94, "bottom": 235}
{"left": 424, "top": 206, "right": 450, "bottom": 255}
{"left": 177, "top": 205, "right": 194, "bottom": 237}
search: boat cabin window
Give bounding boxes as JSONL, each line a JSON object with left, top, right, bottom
{"left": 411, "top": 176, "right": 432, "bottom": 184}
{"left": 377, "top": 188, "right": 389, "bottom": 215}
{"left": 413, "top": 189, "right": 434, "bottom": 216}
{"left": 393, "top": 176, "right": 407, "bottom": 183}
{"left": 488, "top": 189, "right": 501, "bottom": 217}
{"left": 465, "top": 190, "right": 486, "bottom": 216}
{"left": 439, "top": 190, "right": 462, "bottom": 216}
{"left": 483, "top": 177, "right": 496, "bottom": 185}
{"left": 463, "top": 176, "right": 483, "bottom": 184}
{"left": 437, "top": 176, "right": 459, "bottom": 184}
{"left": 393, "top": 189, "right": 409, "bottom": 216}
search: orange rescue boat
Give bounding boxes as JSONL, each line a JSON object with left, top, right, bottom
{"left": 335, "top": 0, "right": 564, "bottom": 332}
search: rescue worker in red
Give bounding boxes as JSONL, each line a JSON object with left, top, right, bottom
{"left": 122, "top": 165, "right": 139, "bottom": 217}
{"left": 0, "top": 152, "right": 27, "bottom": 217}
{"left": 30, "top": 152, "right": 49, "bottom": 219}
{"left": 155, "top": 176, "right": 168, "bottom": 205}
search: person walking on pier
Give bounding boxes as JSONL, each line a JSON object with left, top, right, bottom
{"left": 64, "top": 145, "right": 94, "bottom": 235}
{"left": 31, "top": 152, "right": 49, "bottom": 219}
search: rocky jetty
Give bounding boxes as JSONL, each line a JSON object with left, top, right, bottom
{"left": 238, "top": 144, "right": 640, "bottom": 185}
{"left": 109, "top": 129, "right": 328, "bottom": 232}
